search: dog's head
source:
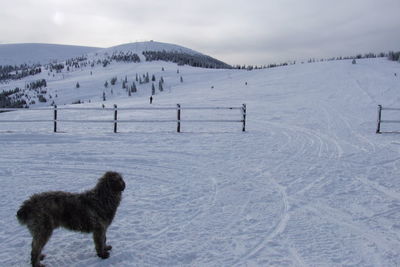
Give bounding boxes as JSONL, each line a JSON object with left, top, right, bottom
{"left": 102, "top": 171, "right": 126, "bottom": 192}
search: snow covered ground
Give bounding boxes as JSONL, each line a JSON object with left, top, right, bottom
{"left": 1, "top": 58, "right": 400, "bottom": 266}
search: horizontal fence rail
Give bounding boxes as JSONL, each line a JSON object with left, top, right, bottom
{"left": 0, "top": 104, "right": 247, "bottom": 133}
{"left": 375, "top": 105, "right": 400, "bottom": 133}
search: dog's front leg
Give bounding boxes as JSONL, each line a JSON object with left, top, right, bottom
{"left": 93, "top": 228, "right": 109, "bottom": 259}
{"left": 104, "top": 234, "right": 112, "bottom": 251}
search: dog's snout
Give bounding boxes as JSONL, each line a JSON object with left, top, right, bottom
{"left": 120, "top": 180, "right": 126, "bottom": 191}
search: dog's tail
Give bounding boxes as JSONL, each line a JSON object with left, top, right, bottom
{"left": 16, "top": 204, "right": 31, "bottom": 225}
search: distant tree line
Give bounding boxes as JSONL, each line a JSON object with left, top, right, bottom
{"left": 61, "top": 51, "right": 140, "bottom": 70}
{"left": 142, "top": 50, "right": 232, "bottom": 69}
{"left": 306, "top": 51, "right": 400, "bottom": 64}
{"left": 240, "top": 51, "right": 400, "bottom": 72}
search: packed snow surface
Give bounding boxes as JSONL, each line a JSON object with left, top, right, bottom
{"left": 1, "top": 58, "right": 400, "bottom": 266}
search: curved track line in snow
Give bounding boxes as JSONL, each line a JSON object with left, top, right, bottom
{"left": 233, "top": 178, "right": 290, "bottom": 266}
{"left": 355, "top": 176, "right": 400, "bottom": 201}
{"left": 303, "top": 203, "right": 399, "bottom": 255}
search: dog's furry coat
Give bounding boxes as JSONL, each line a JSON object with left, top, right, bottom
{"left": 17, "top": 171, "right": 125, "bottom": 267}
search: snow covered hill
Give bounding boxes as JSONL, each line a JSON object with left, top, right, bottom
{"left": 1, "top": 56, "right": 400, "bottom": 266}
{"left": 0, "top": 41, "right": 231, "bottom": 110}
{"left": 0, "top": 41, "right": 232, "bottom": 109}
{"left": 0, "top": 43, "right": 100, "bottom": 65}
{"left": 0, "top": 41, "right": 228, "bottom": 67}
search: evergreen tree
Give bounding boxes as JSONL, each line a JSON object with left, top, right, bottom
{"left": 159, "top": 80, "right": 163, "bottom": 91}
{"left": 151, "top": 83, "right": 155, "bottom": 95}
{"left": 132, "top": 82, "right": 137, "bottom": 92}
{"left": 76, "top": 82, "right": 80, "bottom": 88}
{"left": 152, "top": 74, "right": 156, "bottom": 81}
{"left": 104, "top": 81, "right": 108, "bottom": 88}
{"left": 180, "top": 76, "right": 183, "bottom": 83}
{"left": 38, "top": 95, "right": 47, "bottom": 102}
{"left": 111, "top": 76, "right": 117, "bottom": 85}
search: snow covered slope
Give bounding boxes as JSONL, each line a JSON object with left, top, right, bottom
{"left": 0, "top": 43, "right": 100, "bottom": 65}
{"left": 0, "top": 41, "right": 223, "bottom": 66}
{"left": 1, "top": 58, "right": 400, "bottom": 266}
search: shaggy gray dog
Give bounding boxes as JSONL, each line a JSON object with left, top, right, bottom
{"left": 16, "top": 171, "right": 125, "bottom": 267}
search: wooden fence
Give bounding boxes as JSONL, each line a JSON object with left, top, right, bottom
{"left": 376, "top": 105, "right": 400, "bottom": 133}
{"left": 0, "top": 104, "right": 246, "bottom": 133}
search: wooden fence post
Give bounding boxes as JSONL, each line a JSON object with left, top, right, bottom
{"left": 54, "top": 105, "right": 57, "bottom": 133}
{"left": 242, "top": 104, "right": 246, "bottom": 132}
{"left": 376, "top": 105, "right": 382, "bottom": 134}
{"left": 114, "top": 104, "right": 118, "bottom": 133}
{"left": 177, "top": 104, "right": 181, "bottom": 133}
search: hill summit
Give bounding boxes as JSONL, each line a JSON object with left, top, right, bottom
{"left": 0, "top": 41, "right": 231, "bottom": 69}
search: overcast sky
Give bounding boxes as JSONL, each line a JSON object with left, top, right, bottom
{"left": 1, "top": 0, "right": 399, "bottom": 65}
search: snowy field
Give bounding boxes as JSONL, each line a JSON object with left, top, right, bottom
{"left": 1, "top": 58, "right": 400, "bottom": 266}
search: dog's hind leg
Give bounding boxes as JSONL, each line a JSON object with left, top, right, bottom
{"left": 30, "top": 227, "right": 52, "bottom": 267}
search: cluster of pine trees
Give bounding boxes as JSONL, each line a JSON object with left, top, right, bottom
{"left": 48, "top": 63, "right": 64, "bottom": 73}
{"left": 0, "top": 81, "right": 56, "bottom": 108}
{"left": 27, "top": 79, "right": 47, "bottom": 90}
{"left": 65, "top": 56, "right": 88, "bottom": 69}
{"left": 142, "top": 50, "right": 232, "bottom": 69}
{"left": 44, "top": 55, "right": 91, "bottom": 73}
{"left": 100, "top": 71, "right": 167, "bottom": 101}
{"left": 99, "top": 51, "right": 141, "bottom": 67}
{"left": 0, "top": 64, "right": 42, "bottom": 82}
{"left": 0, "top": 88, "right": 27, "bottom": 108}
{"left": 388, "top": 51, "right": 400, "bottom": 62}
{"left": 111, "top": 52, "right": 140, "bottom": 63}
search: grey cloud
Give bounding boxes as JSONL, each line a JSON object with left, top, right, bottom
{"left": 0, "top": 0, "right": 399, "bottom": 64}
